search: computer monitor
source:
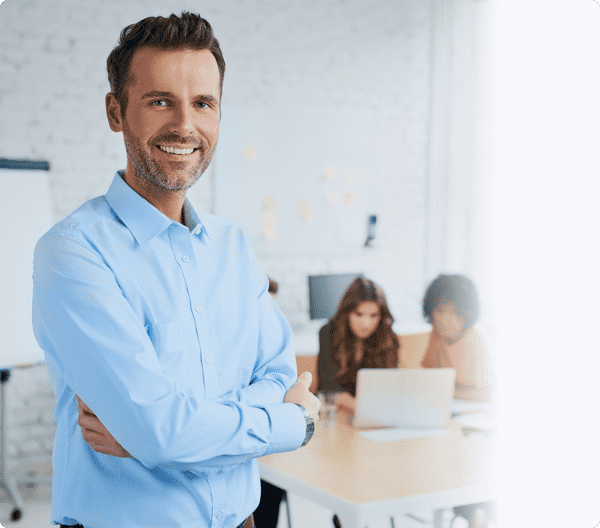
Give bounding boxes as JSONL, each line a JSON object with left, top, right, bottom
{"left": 308, "top": 273, "right": 362, "bottom": 320}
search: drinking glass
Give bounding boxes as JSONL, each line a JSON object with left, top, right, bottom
{"left": 317, "top": 391, "right": 338, "bottom": 426}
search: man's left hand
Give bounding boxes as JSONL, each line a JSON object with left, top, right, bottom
{"left": 76, "top": 395, "right": 131, "bottom": 458}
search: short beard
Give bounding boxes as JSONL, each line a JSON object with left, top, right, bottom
{"left": 122, "top": 121, "right": 215, "bottom": 192}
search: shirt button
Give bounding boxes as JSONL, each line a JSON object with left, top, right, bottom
{"left": 216, "top": 512, "right": 222, "bottom": 519}
{"left": 196, "top": 306, "right": 202, "bottom": 312}
{"left": 195, "top": 227, "right": 201, "bottom": 235}
{"left": 182, "top": 256, "right": 189, "bottom": 262}
{"left": 206, "top": 357, "right": 212, "bottom": 363}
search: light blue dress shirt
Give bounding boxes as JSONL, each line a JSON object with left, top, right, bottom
{"left": 32, "top": 172, "right": 306, "bottom": 528}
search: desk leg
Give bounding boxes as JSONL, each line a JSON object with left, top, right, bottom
{"left": 433, "top": 509, "right": 445, "bottom": 528}
{"left": 336, "top": 510, "right": 363, "bottom": 528}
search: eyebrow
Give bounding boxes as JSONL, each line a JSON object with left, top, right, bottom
{"left": 141, "top": 91, "right": 219, "bottom": 104}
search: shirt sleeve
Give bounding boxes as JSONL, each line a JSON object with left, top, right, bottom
{"left": 316, "top": 324, "right": 345, "bottom": 393}
{"left": 32, "top": 231, "right": 305, "bottom": 472}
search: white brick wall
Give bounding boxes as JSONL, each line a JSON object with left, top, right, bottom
{"left": 0, "top": 0, "right": 486, "bottom": 470}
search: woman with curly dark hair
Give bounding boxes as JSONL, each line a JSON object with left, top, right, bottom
{"left": 317, "top": 277, "right": 400, "bottom": 414}
{"left": 420, "top": 277, "right": 494, "bottom": 528}
{"left": 421, "top": 274, "right": 490, "bottom": 393}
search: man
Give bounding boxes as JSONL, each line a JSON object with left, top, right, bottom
{"left": 32, "top": 12, "right": 320, "bottom": 528}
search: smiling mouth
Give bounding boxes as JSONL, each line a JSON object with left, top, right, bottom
{"left": 157, "top": 145, "right": 198, "bottom": 155}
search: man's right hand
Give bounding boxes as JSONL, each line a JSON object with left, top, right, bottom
{"left": 76, "top": 395, "right": 131, "bottom": 458}
{"left": 283, "top": 371, "right": 321, "bottom": 424}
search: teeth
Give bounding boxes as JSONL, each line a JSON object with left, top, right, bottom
{"left": 158, "top": 146, "right": 195, "bottom": 155}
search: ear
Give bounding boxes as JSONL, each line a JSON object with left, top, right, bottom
{"left": 105, "top": 92, "right": 124, "bottom": 132}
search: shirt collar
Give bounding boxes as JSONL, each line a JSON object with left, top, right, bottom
{"left": 182, "top": 198, "right": 213, "bottom": 242}
{"left": 105, "top": 171, "right": 210, "bottom": 245}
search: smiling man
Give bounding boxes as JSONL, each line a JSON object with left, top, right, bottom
{"left": 32, "top": 12, "right": 319, "bottom": 528}
{"left": 108, "top": 46, "right": 221, "bottom": 214}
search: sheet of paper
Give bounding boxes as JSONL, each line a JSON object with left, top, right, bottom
{"left": 453, "top": 412, "right": 496, "bottom": 431}
{"left": 360, "top": 427, "right": 449, "bottom": 442}
{"left": 450, "top": 399, "right": 491, "bottom": 415}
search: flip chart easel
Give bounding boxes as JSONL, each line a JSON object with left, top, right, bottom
{"left": 0, "top": 158, "right": 53, "bottom": 521}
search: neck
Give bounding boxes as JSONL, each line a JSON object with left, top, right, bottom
{"left": 433, "top": 327, "right": 466, "bottom": 346}
{"left": 353, "top": 339, "right": 365, "bottom": 364}
{"left": 122, "top": 169, "right": 187, "bottom": 224}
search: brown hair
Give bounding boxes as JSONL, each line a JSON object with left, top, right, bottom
{"left": 106, "top": 12, "right": 226, "bottom": 114}
{"left": 268, "top": 278, "right": 278, "bottom": 295}
{"left": 329, "top": 278, "right": 399, "bottom": 379}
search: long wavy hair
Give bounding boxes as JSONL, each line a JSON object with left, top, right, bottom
{"left": 329, "top": 278, "right": 399, "bottom": 379}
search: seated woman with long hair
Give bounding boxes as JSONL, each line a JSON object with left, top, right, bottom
{"left": 317, "top": 277, "right": 400, "bottom": 414}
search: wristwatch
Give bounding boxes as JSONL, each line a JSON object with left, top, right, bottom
{"left": 295, "top": 404, "right": 315, "bottom": 447}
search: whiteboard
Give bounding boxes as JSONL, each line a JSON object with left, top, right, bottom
{"left": 0, "top": 163, "right": 53, "bottom": 369}
{"left": 215, "top": 106, "right": 379, "bottom": 254}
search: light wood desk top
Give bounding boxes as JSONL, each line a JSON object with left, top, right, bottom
{"left": 259, "top": 410, "right": 496, "bottom": 528}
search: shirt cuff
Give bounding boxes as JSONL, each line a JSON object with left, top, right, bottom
{"left": 261, "top": 402, "right": 306, "bottom": 456}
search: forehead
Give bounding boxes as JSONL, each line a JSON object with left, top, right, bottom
{"left": 434, "top": 301, "right": 458, "bottom": 313}
{"left": 126, "top": 47, "right": 221, "bottom": 98}
{"left": 353, "top": 301, "right": 380, "bottom": 314}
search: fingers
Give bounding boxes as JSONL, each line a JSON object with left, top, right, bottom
{"left": 78, "top": 412, "right": 107, "bottom": 435}
{"left": 75, "top": 395, "right": 94, "bottom": 415}
{"left": 74, "top": 395, "right": 132, "bottom": 458}
{"left": 81, "top": 425, "right": 131, "bottom": 458}
{"left": 283, "top": 372, "right": 316, "bottom": 407}
{"left": 302, "top": 392, "right": 322, "bottom": 424}
{"left": 78, "top": 415, "right": 132, "bottom": 458}
{"left": 297, "top": 371, "right": 312, "bottom": 389}
{"left": 81, "top": 428, "right": 130, "bottom": 457}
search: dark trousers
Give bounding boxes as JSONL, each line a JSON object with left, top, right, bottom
{"left": 253, "top": 479, "right": 286, "bottom": 528}
{"left": 61, "top": 514, "right": 255, "bottom": 528}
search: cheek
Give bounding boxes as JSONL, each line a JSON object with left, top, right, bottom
{"left": 433, "top": 314, "right": 451, "bottom": 332}
{"left": 439, "top": 315, "right": 451, "bottom": 327}
{"left": 454, "top": 318, "right": 466, "bottom": 333}
{"left": 205, "top": 119, "right": 220, "bottom": 143}
{"left": 142, "top": 114, "right": 169, "bottom": 136}
{"left": 370, "top": 318, "right": 381, "bottom": 331}
{"left": 127, "top": 108, "right": 171, "bottom": 140}
{"left": 348, "top": 316, "right": 360, "bottom": 333}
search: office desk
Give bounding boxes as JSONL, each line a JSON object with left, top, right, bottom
{"left": 258, "top": 411, "right": 496, "bottom": 528}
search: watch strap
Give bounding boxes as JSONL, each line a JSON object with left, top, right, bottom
{"left": 294, "top": 404, "right": 315, "bottom": 447}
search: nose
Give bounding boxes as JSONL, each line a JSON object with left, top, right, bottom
{"left": 169, "top": 104, "right": 195, "bottom": 137}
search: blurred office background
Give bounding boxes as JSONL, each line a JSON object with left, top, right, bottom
{"left": 0, "top": 0, "right": 494, "bottom": 483}
{"left": 4, "top": 0, "right": 600, "bottom": 526}
{"left": 2, "top": 0, "right": 497, "bottom": 526}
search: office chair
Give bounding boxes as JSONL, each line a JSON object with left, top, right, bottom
{"left": 282, "top": 491, "right": 293, "bottom": 528}
{"left": 450, "top": 502, "right": 495, "bottom": 528}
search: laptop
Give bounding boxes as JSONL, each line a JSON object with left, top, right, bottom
{"left": 353, "top": 368, "right": 456, "bottom": 428}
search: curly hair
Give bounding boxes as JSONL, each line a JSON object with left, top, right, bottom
{"left": 422, "top": 274, "right": 480, "bottom": 329}
{"left": 329, "top": 278, "right": 399, "bottom": 379}
{"left": 106, "top": 12, "right": 226, "bottom": 114}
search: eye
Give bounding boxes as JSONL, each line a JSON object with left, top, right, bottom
{"left": 150, "top": 99, "right": 168, "bottom": 107}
